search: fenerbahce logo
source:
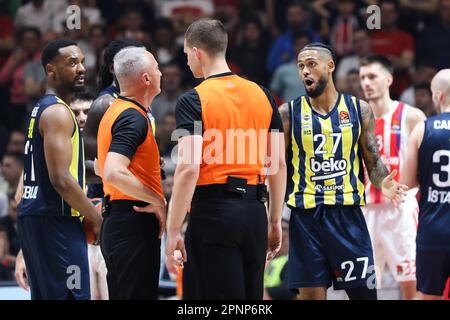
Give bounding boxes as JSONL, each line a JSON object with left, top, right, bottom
{"left": 310, "top": 157, "right": 348, "bottom": 182}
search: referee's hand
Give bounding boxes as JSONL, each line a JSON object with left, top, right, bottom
{"left": 166, "top": 232, "right": 187, "bottom": 275}
{"left": 134, "top": 202, "right": 167, "bottom": 239}
{"left": 266, "top": 221, "right": 282, "bottom": 261}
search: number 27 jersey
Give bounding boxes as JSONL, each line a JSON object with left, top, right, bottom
{"left": 286, "top": 93, "right": 365, "bottom": 210}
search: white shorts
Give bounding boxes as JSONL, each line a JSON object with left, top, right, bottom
{"left": 88, "top": 244, "right": 108, "bottom": 300}
{"left": 362, "top": 197, "right": 418, "bottom": 286}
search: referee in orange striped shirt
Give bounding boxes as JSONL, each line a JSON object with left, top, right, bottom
{"left": 165, "top": 19, "right": 287, "bottom": 300}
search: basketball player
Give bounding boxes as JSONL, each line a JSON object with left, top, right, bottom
{"left": 359, "top": 55, "right": 426, "bottom": 299}
{"left": 279, "top": 43, "right": 408, "bottom": 300}
{"left": 401, "top": 69, "right": 450, "bottom": 300}
{"left": 17, "top": 40, "right": 102, "bottom": 299}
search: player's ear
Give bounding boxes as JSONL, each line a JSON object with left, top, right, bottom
{"left": 386, "top": 73, "right": 393, "bottom": 87}
{"left": 328, "top": 59, "right": 335, "bottom": 73}
{"left": 46, "top": 63, "right": 56, "bottom": 79}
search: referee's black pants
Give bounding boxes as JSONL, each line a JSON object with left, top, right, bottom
{"left": 100, "top": 200, "right": 161, "bottom": 300}
{"left": 183, "top": 185, "right": 268, "bottom": 300}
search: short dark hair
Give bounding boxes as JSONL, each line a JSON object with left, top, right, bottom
{"left": 360, "top": 55, "right": 394, "bottom": 75}
{"left": 347, "top": 68, "right": 360, "bottom": 76}
{"left": 380, "top": 0, "right": 400, "bottom": 12}
{"left": 73, "top": 89, "right": 95, "bottom": 102}
{"left": 300, "top": 42, "right": 336, "bottom": 64}
{"left": 97, "top": 38, "right": 144, "bottom": 93}
{"left": 2, "top": 151, "right": 24, "bottom": 166}
{"left": 41, "top": 39, "right": 78, "bottom": 71}
{"left": 16, "top": 26, "right": 41, "bottom": 41}
{"left": 414, "top": 82, "right": 431, "bottom": 94}
{"left": 185, "top": 19, "right": 228, "bottom": 55}
{"left": 292, "top": 30, "right": 311, "bottom": 42}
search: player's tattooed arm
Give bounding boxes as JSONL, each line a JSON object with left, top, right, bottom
{"left": 359, "top": 99, "right": 389, "bottom": 189}
{"left": 279, "top": 102, "right": 290, "bottom": 150}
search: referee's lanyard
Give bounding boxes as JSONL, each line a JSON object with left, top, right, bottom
{"left": 147, "top": 111, "right": 156, "bottom": 135}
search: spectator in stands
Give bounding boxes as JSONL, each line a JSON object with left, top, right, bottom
{"left": 266, "top": 1, "right": 320, "bottom": 73}
{"left": 329, "top": 0, "right": 359, "bottom": 58}
{"left": 230, "top": 16, "right": 271, "bottom": 86}
{"left": 156, "top": 112, "right": 177, "bottom": 158}
{"left": 336, "top": 29, "right": 371, "bottom": 91}
{"left": 346, "top": 69, "right": 364, "bottom": 99}
{"left": 0, "top": 27, "right": 42, "bottom": 131}
{"left": 414, "top": 82, "right": 436, "bottom": 118}
{"left": 14, "top": 0, "right": 67, "bottom": 36}
{"left": 153, "top": 18, "right": 181, "bottom": 65}
{"left": 6, "top": 131, "right": 25, "bottom": 154}
{"left": 52, "top": 0, "right": 104, "bottom": 36}
{"left": 270, "top": 31, "right": 309, "bottom": 102}
{"left": 0, "top": 197, "right": 19, "bottom": 257}
{"left": 0, "top": 152, "right": 23, "bottom": 197}
{"left": 417, "top": 0, "right": 450, "bottom": 70}
{"left": 400, "top": 63, "right": 437, "bottom": 106}
{"left": 152, "top": 63, "right": 183, "bottom": 122}
{"left": 0, "top": 224, "right": 14, "bottom": 281}
{"left": 370, "top": 0, "right": 415, "bottom": 98}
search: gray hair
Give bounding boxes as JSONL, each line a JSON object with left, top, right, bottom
{"left": 113, "top": 47, "right": 149, "bottom": 81}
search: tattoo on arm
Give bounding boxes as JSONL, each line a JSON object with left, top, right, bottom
{"left": 279, "top": 102, "right": 290, "bottom": 150}
{"left": 359, "top": 100, "right": 389, "bottom": 188}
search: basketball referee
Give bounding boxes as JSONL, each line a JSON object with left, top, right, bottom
{"left": 165, "top": 19, "right": 287, "bottom": 300}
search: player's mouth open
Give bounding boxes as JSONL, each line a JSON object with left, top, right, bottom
{"left": 305, "top": 79, "right": 314, "bottom": 87}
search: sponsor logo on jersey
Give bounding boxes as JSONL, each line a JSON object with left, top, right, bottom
{"left": 314, "top": 184, "right": 345, "bottom": 192}
{"left": 380, "top": 154, "right": 399, "bottom": 166}
{"left": 310, "top": 157, "right": 347, "bottom": 181}
{"left": 427, "top": 187, "right": 450, "bottom": 204}
{"left": 334, "top": 269, "right": 344, "bottom": 282}
{"left": 339, "top": 111, "right": 353, "bottom": 128}
{"left": 22, "top": 186, "right": 38, "bottom": 199}
{"left": 433, "top": 119, "right": 450, "bottom": 130}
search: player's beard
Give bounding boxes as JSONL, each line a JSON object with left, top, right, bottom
{"left": 306, "top": 75, "right": 328, "bottom": 98}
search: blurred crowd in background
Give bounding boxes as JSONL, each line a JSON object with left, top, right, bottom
{"left": 0, "top": 0, "right": 449, "bottom": 297}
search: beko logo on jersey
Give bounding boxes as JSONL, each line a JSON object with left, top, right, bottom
{"left": 310, "top": 157, "right": 347, "bottom": 181}
{"left": 427, "top": 187, "right": 450, "bottom": 204}
{"left": 22, "top": 186, "right": 38, "bottom": 199}
{"left": 433, "top": 120, "right": 450, "bottom": 130}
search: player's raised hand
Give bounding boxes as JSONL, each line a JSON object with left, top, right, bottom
{"left": 381, "top": 169, "right": 409, "bottom": 207}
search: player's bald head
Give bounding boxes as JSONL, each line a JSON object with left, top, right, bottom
{"left": 431, "top": 69, "right": 450, "bottom": 92}
{"left": 431, "top": 69, "right": 450, "bottom": 108}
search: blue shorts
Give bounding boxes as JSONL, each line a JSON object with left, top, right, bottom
{"left": 288, "top": 205, "right": 376, "bottom": 290}
{"left": 416, "top": 249, "right": 450, "bottom": 296}
{"left": 17, "top": 215, "right": 90, "bottom": 300}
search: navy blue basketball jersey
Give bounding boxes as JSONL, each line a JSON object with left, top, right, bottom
{"left": 417, "top": 112, "right": 450, "bottom": 250}
{"left": 98, "top": 85, "right": 119, "bottom": 99}
{"left": 286, "top": 93, "right": 366, "bottom": 209}
{"left": 18, "top": 94, "right": 85, "bottom": 217}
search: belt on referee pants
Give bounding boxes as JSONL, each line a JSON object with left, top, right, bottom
{"left": 193, "top": 184, "right": 259, "bottom": 201}
{"left": 102, "top": 197, "right": 149, "bottom": 217}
